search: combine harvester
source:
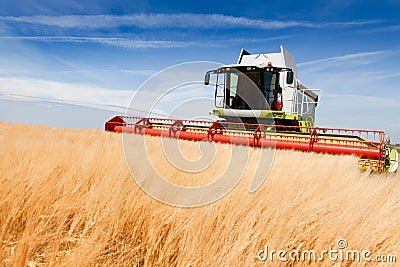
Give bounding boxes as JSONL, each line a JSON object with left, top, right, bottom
{"left": 106, "top": 46, "right": 398, "bottom": 173}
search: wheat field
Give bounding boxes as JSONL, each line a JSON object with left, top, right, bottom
{"left": 0, "top": 122, "right": 399, "bottom": 266}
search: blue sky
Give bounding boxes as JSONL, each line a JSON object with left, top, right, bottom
{"left": 0, "top": 0, "right": 399, "bottom": 142}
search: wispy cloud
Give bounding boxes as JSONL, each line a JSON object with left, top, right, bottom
{"left": 298, "top": 51, "right": 386, "bottom": 67}
{"left": 0, "top": 35, "right": 294, "bottom": 49}
{"left": 0, "top": 36, "right": 193, "bottom": 49}
{"left": 0, "top": 76, "right": 187, "bottom": 117}
{"left": 0, "top": 77, "right": 132, "bottom": 112}
{"left": 358, "top": 24, "right": 400, "bottom": 34}
{"left": 0, "top": 13, "right": 381, "bottom": 30}
{"left": 0, "top": 67, "right": 156, "bottom": 77}
{"left": 323, "top": 20, "right": 383, "bottom": 27}
{"left": 221, "top": 35, "right": 294, "bottom": 43}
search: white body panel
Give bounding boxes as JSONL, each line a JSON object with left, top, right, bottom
{"left": 280, "top": 46, "right": 297, "bottom": 114}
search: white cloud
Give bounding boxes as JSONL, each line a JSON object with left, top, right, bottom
{"left": 0, "top": 14, "right": 380, "bottom": 30}
{"left": 0, "top": 36, "right": 193, "bottom": 49}
{"left": 297, "top": 51, "right": 390, "bottom": 83}
{"left": 0, "top": 35, "right": 295, "bottom": 49}
{"left": 221, "top": 35, "right": 293, "bottom": 43}
{"left": 0, "top": 67, "right": 156, "bottom": 76}
{"left": 0, "top": 77, "right": 132, "bottom": 112}
{"left": 298, "top": 51, "right": 386, "bottom": 67}
{"left": 359, "top": 24, "right": 400, "bottom": 34}
{"left": 296, "top": 50, "right": 400, "bottom": 95}
{"left": 324, "top": 20, "right": 383, "bottom": 27}
{"left": 0, "top": 76, "right": 203, "bottom": 117}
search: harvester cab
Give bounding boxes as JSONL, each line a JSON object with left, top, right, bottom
{"left": 205, "top": 46, "right": 321, "bottom": 128}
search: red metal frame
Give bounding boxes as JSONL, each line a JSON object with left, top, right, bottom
{"left": 105, "top": 116, "right": 386, "bottom": 171}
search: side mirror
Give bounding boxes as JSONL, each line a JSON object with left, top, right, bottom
{"left": 204, "top": 73, "right": 210, "bottom": 85}
{"left": 286, "top": 71, "right": 294, "bottom": 84}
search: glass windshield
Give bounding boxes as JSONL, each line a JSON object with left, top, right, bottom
{"left": 264, "top": 71, "right": 277, "bottom": 105}
{"left": 226, "top": 70, "right": 276, "bottom": 110}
